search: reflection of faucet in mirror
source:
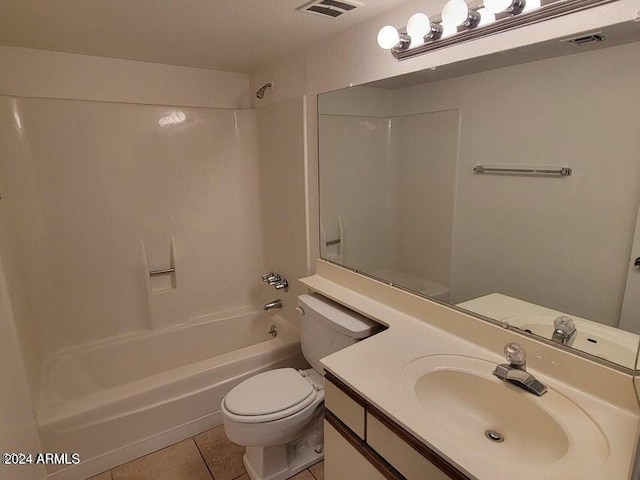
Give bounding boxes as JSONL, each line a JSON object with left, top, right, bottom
{"left": 492, "top": 343, "right": 547, "bottom": 397}
{"left": 551, "top": 316, "right": 577, "bottom": 347}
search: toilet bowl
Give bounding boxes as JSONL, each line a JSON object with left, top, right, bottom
{"left": 221, "top": 293, "right": 381, "bottom": 480}
{"left": 222, "top": 368, "right": 325, "bottom": 480}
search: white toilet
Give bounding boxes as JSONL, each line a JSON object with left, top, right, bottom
{"left": 222, "top": 293, "right": 380, "bottom": 480}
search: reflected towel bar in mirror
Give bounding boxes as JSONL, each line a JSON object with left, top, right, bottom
{"left": 326, "top": 239, "right": 341, "bottom": 246}
{"left": 474, "top": 165, "right": 572, "bottom": 176}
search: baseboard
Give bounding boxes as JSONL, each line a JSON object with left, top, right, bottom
{"left": 46, "top": 410, "right": 223, "bottom": 480}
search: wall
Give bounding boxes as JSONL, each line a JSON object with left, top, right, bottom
{"left": 0, "top": 47, "right": 255, "bottom": 405}
{"left": 249, "top": 0, "right": 640, "bottom": 277}
{"left": 256, "top": 97, "right": 309, "bottom": 326}
{"left": 0, "top": 46, "right": 249, "bottom": 109}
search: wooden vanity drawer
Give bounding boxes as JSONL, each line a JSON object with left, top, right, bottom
{"left": 325, "top": 372, "right": 366, "bottom": 439}
{"left": 367, "top": 411, "right": 458, "bottom": 480}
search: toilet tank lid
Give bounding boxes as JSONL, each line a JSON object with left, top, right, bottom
{"left": 298, "top": 293, "right": 381, "bottom": 339}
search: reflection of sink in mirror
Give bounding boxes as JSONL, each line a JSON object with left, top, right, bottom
{"left": 401, "top": 355, "right": 610, "bottom": 477}
{"left": 371, "top": 269, "right": 450, "bottom": 302}
{"left": 504, "top": 316, "right": 637, "bottom": 366}
{"left": 458, "top": 293, "right": 639, "bottom": 368}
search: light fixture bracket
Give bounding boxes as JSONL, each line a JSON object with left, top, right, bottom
{"left": 391, "top": 33, "right": 412, "bottom": 53}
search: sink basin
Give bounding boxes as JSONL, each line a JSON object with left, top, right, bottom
{"left": 401, "top": 355, "right": 609, "bottom": 478}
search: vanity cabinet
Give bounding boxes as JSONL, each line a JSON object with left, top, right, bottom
{"left": 324, "top": 372, "right": 469, "bottom": 480}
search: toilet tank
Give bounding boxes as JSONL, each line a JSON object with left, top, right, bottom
{"left": 297, "top": 293, "right": 381, "bottom": 374}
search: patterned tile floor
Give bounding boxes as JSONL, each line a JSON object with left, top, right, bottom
{"left": 87, "top": 425, "right": 324, "bottom": 480}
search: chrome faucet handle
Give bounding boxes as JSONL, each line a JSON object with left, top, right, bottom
{"left": 262, "top": 272, "right": 275, "bottom": 282}
{"left": 553, "top": 315, "right": 576, "bottom": 335}
{"left": 267, "top": 274, "right": 282, "bottom": 285}
{"left": 274, "top": 279, "right": 289, "bottom": 292}
{"left": 504, "top": 342, "right": 526, "bottom": 370}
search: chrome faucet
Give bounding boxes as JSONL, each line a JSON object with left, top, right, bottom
{"left": 493, "top": 342, "right": 547, "bottom": 396}
{"left": 551, "top": 315, "right": 576, "bottom": 347}
{"left": 263, "top": 299, "right": 283, "bottom": 311}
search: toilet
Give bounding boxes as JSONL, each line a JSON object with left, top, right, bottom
{"left": 222, "top": 293, "right": 380, "bottom": 480}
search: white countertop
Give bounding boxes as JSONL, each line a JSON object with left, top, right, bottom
{"left": 307, "top": 274, "right": 639, "bottom": 480}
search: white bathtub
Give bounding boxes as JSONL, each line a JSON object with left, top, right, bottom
{"left": 37, "top": 311, "right": 306, "bottom": 480}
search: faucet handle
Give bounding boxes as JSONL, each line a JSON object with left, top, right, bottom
{"left": 504, "top": 342, "right": 526, "bottom": 369}
{"left": 554, "top": 315, "right": 575, "bottom": 334}
{"left": 262, "top": 272, "right": 275, "bottom": 282}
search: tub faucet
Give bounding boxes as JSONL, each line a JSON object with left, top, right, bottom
{"left": 551, "top": 316, "right": 576, "bottom": 347}
{"left": 492, "top": 342, "right": 547, "bottom": 396}
{"left": 264, "top": 299, "right": 283, "bottom": 311}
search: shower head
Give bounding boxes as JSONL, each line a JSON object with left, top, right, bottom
{"left": 255, "top": 81, "right": 274, "bottom": 100}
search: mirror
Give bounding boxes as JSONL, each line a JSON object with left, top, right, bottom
{"left": 318, "top": 22, "right": 640, "bottom": 370}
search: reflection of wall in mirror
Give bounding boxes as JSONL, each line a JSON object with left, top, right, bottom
{"left": 320, "top": 42, "right": 640, "bottom": 331}
{"left": 319, "top": 87, "right": 459, "bottom": 301}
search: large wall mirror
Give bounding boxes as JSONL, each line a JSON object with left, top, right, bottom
{"left": 318, "top": 21, "right": 640, "bottom": 371}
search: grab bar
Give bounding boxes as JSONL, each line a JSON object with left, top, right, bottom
{"left": 149, "top": 268, "right": 175, "bottom": 276}
{"left": 474, "top": 165, "right": 572, "bottom": 177}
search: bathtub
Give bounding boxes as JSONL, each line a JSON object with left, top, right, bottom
{"left": 37, "top": 311, "right": 307, "bottom": 480}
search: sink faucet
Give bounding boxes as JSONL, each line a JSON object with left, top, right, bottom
{"left": 551, "top": 315, "right": 576, "bottom": 347}
{"left": 263, "top": 299, "right": 283, "bottom": 311}
{"left": 493, "top": 342, "right": 547, "bottom": 396}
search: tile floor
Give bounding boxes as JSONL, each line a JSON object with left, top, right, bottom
{"left": 86, "top": 425, "right": 324, "bottom": 480}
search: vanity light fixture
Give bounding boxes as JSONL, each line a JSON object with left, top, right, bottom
{"left": 377, "top": 0, "right": 617, "bottom": 60}
{"left": 483, "top": 0, "right": 525, "bottom": 15}
{"left": 376, "top": 25, "right": 410, "bottom": 51}
{"left": 441, "top": 0, "right": 480, "bottom": 29}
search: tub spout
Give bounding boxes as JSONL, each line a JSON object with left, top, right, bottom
{"left": 264, "top": 299, "right": 282, "bottom": 310}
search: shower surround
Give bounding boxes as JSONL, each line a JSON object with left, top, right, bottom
{"left": 0, "top": 93, "right": 308, "bottom": 478}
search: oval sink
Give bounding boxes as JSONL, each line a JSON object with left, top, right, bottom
{"left": 401, "top": 355, "right": 609, "bottom": 478}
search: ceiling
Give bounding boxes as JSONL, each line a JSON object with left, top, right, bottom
{"left": 0, "top": 0, "right": 409, "bottom": 73}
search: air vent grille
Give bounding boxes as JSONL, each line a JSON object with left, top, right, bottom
{"left": 298, "top": 0, "right": 362, "bottom": 18}
{"left": 567, "top": 33, "right": 606, "bottom": 46}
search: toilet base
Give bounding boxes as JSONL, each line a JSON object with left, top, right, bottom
{"left": 242, "top": 425, "right": 324, "bottom": 480}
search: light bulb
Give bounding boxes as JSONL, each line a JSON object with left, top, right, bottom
{"left": 442, "top": 0, "right": 470, "bottom": 28}
{"left": 477, "top": 7, "right": 496, "bottom": 26}
{"left": 483, "top": 0, "right": 514, "bottom": 14}
{"left": 377, "top": 25, "right": 400, "bottom": 50}
{"left": 406, "top": 13, "right": 432, "bottom": 40}
{"left": 522, "top": 0, "right": 541, "bottom": 12}
{"left": 441, "top": 23, "right": 458, "bottom": 37}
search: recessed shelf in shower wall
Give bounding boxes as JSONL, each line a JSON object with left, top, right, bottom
{"left": 141, "top": 236, "right": 178, "bottom": 294}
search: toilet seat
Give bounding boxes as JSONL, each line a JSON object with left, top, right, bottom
{"left": 223, "top": 368, "right": 318, "bottom": 424}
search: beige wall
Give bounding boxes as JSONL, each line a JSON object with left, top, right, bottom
{"left": 0, "top": 45, "right": 249, "bottom": 109}
{"left": 256, "top": 97, "right": 308, "bottom": 326}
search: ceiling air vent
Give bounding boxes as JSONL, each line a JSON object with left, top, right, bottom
{"left": 298, "top": 0, "right": 363, "bottom": 18}
{"left": 567, "top": 33, "right": 606, "bottom": 46}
